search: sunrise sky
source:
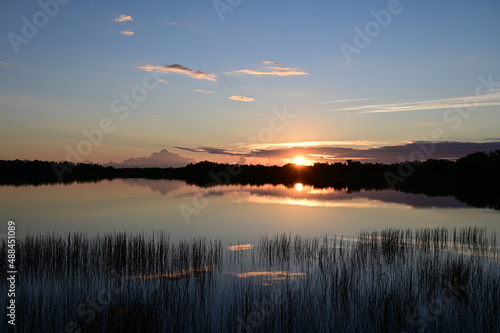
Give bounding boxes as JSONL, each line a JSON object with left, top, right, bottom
{"left": 1, "top": 0, "right": 500, "bottom": 166}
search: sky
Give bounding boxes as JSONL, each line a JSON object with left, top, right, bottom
{"left": 1, "top": 0, "right": 500, "bottom": 166}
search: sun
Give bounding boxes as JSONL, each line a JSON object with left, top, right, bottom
{"left": 293, "top": 157, "right": 307, "bottom": 166}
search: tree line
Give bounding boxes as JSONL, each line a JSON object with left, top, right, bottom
{"left": 1, "top": 150, "right": 499, "bottom": 209}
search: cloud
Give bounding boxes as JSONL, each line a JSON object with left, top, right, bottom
{"left": 167, "top": 22, "right": 178, "bottom": 25}
{"left": 175, "top": 146, "right": 244, "bottom": 157}
{"left": 175, "top": 141, "right": 500, "bottom": 164}
{"left": 226, "top": 61, "right": 308, "bottom": 77}
{"left": 138, "top": 64, "right": 217, "bottom": 81}
{"left": 107, "top": 149, "right": 196, "bottom": 168}
{"left": 328, "top": 90, "right": 500, "bottom": 114}
{"left": 193, "top": 89, "right": 215, "bottom": 94}
{"left": 229, "top": 95, "right": 255, "bottom": 102}
{"left": 0, "top": 61, "right": 12, "bottom": 67}
{"left": 317, "top": 98, "right": 370, "bottom": 105}
{"left": 239, "top": 140, "right": 391, "bottom": 151}
{"left": 113, "top": 14, "right": 134, "bottom": 23}
{"left": 120, "top": 30, "right": 135, "bottom": 36}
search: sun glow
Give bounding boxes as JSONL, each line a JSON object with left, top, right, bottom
{"left": 293, "top": 157, "right": 306, "bottom": 165}
{"left": 293, "top": 157, "right": 313, "bottom": 166}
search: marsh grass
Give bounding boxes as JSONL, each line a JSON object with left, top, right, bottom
{"left": 1, "top": 227, "right": 499, "bottom": 332}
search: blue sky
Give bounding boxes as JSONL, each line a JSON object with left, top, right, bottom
{"left": 1, "top": 0, "right": 500, "bottom": 166}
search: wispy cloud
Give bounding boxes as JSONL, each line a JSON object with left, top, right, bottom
{"left": 193, "top": 89, "right": 215, "bottom": 94}
{"left": 0, "top": 61, "right": 12, "bottom": 67}
{"left": 138, "top": 64, "right": 217, "bottom": 82}
{"left": 328, "top": 90, "right": 500, "bottom": 114}
{"left": 175, "top": 146, "right": 243, "bottom": 157}
{"left": 229, "top": 95, "right": 255, "bottom": 102}
{"left": 238, "top": 140, "right": 390, "bottom": 151}
{"left": 226, "top": 61, "right": 308, "bottom": 77}
{"left": 112, "top": 14, "right": 134, "bottom": 23}
{"left": 167, "top": 22, "right": 178, "bottom": 25}
{"left": 317, "top": 98, "right": 370, "bottom": 105}
{"left": 120, "top": 30, "right": 134, "bottom": 36}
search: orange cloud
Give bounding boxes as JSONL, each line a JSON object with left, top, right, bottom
{"left": 120, "top": 30, "right": 134, "bottom": 36}
{"left": 227, "top": 61, "right": 308, "bottom": 77}
{"left": 229, "top": 95, "right": 254, "bottom": 102}
{"left": 113, "top": 14, "right": 134, "bottom": 23}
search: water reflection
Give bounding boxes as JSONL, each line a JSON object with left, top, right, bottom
{"left": 135, "top": 266, "right": 214, "bottom": 280}
{"left": 246, "top": 195, "right": 389, "bottom": 209}
{"left": 227, "top": 244, "right": 253, "bottom": 251}
{"left": 231, "top": 271, "right": 306, "bottom": 286}
{"left": 121, "top": 179, "right": 471, "bottom": 210}
{"left": 1, "top": 179, "right": 497, "bottom": 241}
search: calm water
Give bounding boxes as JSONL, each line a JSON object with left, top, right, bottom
{"left": 1, "top": 179, "right": 499, "bottom": 332}
{"left": 0, "top": 179, "right": 498, "bottom": 242}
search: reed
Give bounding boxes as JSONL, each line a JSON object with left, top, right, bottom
{"left": 0, "top": 227, "right": 498, "bottom": 332}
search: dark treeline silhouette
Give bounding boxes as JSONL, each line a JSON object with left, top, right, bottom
{"left": 1, "top": 150, "right": 499, "bottom": 210}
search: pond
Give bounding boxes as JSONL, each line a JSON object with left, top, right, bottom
{"left": 1, "top": 178, "right": 497, "bottom": 242}
{"left": 1, "top": 179, "right": 499, "bottom": 332}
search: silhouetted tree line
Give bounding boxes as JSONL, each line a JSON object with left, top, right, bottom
{"left": 1, "top": 150, "right": 499, "bottom": 210}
